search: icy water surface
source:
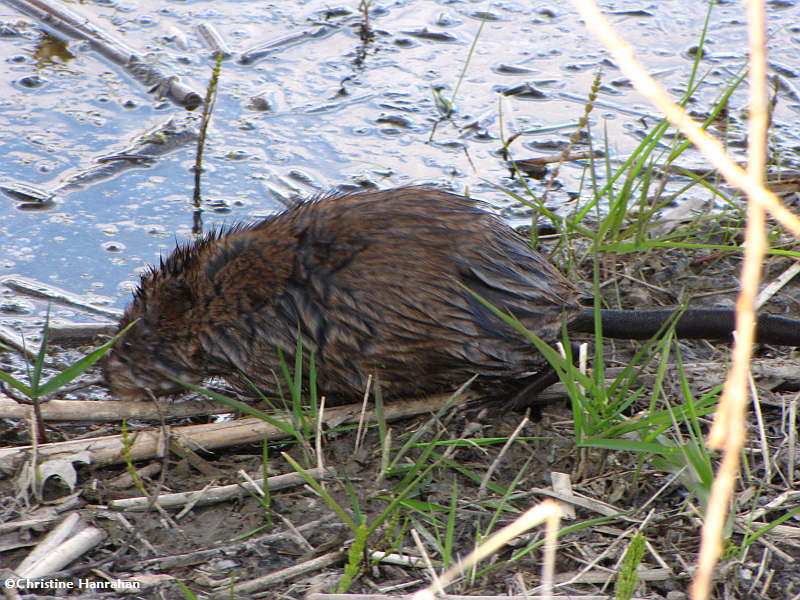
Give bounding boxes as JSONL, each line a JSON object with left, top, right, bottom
{"left": 1, "top": 0, "right": 799, "bottom": 334}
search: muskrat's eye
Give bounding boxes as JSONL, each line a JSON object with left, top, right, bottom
{"left": 123, "top": 342, "right": 134, "bottom": 351}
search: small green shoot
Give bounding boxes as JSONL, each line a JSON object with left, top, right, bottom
{"left": 431, "top": 17, "right": 486, "bottom": 119}
{"left": 177, "top": 580, "right": 198, "bottom": 599}
{"left": 283, "top": 420, "right": 448, "bottom": 593}
{"left": 615, "top": 532, "right": 646, "bottom": 600}
{"left": 193, "top": 51, "right": 223, "bottom": 206}
{"left": 448, "top": 17, "right": 486, "bottom": 110}
{"left": 444, "top": 478, "right": 457, "bottom": 569}
{"left": 121, "top": 420, "right": 149, "bottom": 501}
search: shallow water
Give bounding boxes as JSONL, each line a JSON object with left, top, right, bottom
{"left": 1, "top": 0, "right": 799, "bottom": 336}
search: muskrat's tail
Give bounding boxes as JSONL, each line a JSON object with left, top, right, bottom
{"left": 569, "top": 308, "right": 800, "bottom": 347}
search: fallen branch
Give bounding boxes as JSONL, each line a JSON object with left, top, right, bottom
{"left": 0, "top": 396, "right": 233, "bottom": 421}
{"left": 0, "top": 393, "right": 474, "bottom": 473}
{"left": 2, "top": 359, "right": 795, "bottom": 423}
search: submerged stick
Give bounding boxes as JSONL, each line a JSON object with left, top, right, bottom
{"left": 45, "top": 322, "right": 117, "bottom": 345}
{"left": 239, "top": 26, "right": 336, "bottom": 64}
{"left": 1, "top": 276, "right": 122, "bottom": 319}
{"left": 5, "top": 0, "right": 202, "bottom": 109}
{"left": 0, "top": 116, "right": 199, "bottom": 205}
{"left": 0, "top": 325, "right": 37, "bottom": 360}
{"left": 61, "top": 117, "right": 199, "bottom": 191}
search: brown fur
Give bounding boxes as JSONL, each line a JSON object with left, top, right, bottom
{"left": 104, "top": 187, "right": 579, "bottom": 403}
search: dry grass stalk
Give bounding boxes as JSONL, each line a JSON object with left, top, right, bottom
{"left": 411, "top": 499, "right": 561, "bottom": 600}
{"left": 755, "top": 261, "right": 800, "bottom": 308}
{"left": 695, "top": 2, "right": 768, "bottom": 597}
{"left": 477, "top": 415, "right": 529, "bottom": 497}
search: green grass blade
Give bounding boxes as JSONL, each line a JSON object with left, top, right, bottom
{"left": 0, "top": 369, "right": 32, "bottom": 396}
{"left": 37, "top": 320, "right": 137, "bottom": 397}
{"left": 29, "top": 306, "right": 52, "bottom": 396}
{"left": 444, "top": 480, "right": 457, "bottom": 568}
{"left": 449, "top": 17, "right": 486, "bottom": 107}
{"left": 282, "top": 451, "right": 356, "bottom": 531}
{"left": 176, "top": 380, "right": 298, "bottom": 437}
{"left": 343, "top": 473, "right": 364, "bottom": 527}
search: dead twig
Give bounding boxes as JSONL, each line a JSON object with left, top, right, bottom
{"left": 108, "top": 468, "right": 327, "bottom": 511}
{"left": 212, "top": 550, "right": 342, "bottom": 598}
{"left": 14, "top": 513, "right": 106, "bottom": 580}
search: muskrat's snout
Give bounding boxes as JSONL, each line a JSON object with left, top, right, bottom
{"left": 103, "top": 251, "right": 209, "bottom": 401}
{"left": 103, "top": 347, "right": 198, "bottom": 401}
{"left": 103, "top": 350, "right": 148, "bottom": 402}
{"left": 103, "top": 306, "right": 200, "bottom": 401}
{"left": 103, "top": 316, "right": 157, "bottom": 401}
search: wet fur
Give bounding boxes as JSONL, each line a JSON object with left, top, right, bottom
{"left": 104, "top": 187, "right": 578, "bottom": 403}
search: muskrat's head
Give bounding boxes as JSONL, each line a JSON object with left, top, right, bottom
{"left": 104, "top": 248, "right": 207, "bottom": 401}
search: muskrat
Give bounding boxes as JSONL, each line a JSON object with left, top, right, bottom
{"left": 104, "top": 186, "right": 800, "bottom": 404}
